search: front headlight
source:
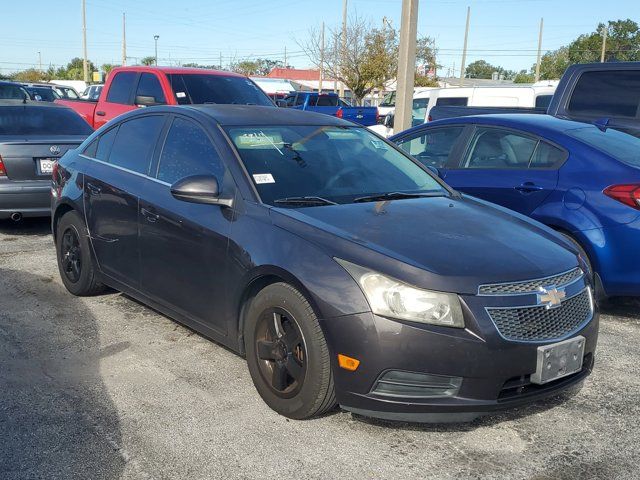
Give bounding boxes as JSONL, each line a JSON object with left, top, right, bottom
{"left": 336, "top": 259, "right": 465, "bottom": 328}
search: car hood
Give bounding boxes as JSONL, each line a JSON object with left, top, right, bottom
{"left": 270, "top": 196, "right": 579, "bottom": 295}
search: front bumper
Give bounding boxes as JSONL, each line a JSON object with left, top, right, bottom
{"left": 321, "top": 291, "right": 598, "bottom": 423}
{"left": 0, "top": 181, "right": 51, "bottom": 219}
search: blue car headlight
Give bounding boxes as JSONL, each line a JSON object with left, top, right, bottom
{"left": 336, "top": 259, "right": 465, "bottom": 328}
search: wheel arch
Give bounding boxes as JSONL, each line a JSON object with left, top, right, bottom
{"left": 235, "top": 266, "right": 322, "bottom": 356}
{"left": 52, "top": 202, "right": 77, "bottom": 241}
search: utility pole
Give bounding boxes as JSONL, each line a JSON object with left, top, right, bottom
{"left": 284, "top": 46, "right": 287, "bottom": 68}
{"left": 394, "top": 0, "right": 419, "bottom": 133}
{"left": 333, "top": 36, "right": 338, "bottom": 93}
{"left": 459, "top": 6, "right": 470, "bottom": 86}
{"left": 534, "top": 17, "right": 544, "bottom": 82}
{"left": 37, "top": 51, "right": 42, "bottom": 71}
{"left": 122, "top": 13, "right": 127, "bottom": 66}
{"left": 82, "top": 0, "right": 89, "bottom": 82}
{"left": 339, "top": 0, "right": 347, "bottom": 98}
{"left": 154, "top": 35, "right": 160, "bottom": 65}
{"left": 600, "top": 24, "right": 608, "bottom": 62}
{"left": 220, "top": 52, "right": 223, "bottom": 70}
{"left": 319, "top": 22, "right": 325, "bottom": 93}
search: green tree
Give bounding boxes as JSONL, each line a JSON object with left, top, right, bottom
{"left": 101, "top": 64, "right": 118, "bottom": 74}
{"left": 140, "top": 56, "right": 156, "bottom": 66}
{"left": 62, "top": 57, "right": 97, "bottom": 80}
{"left": 465, "top": 60, "right": 500, "bottom": 79}
{"left": 231, "top": 58, "right": 283, "bottom": 76}
{"left": 11, "top": 68, "right": 48, "bottom": 82}
{"left": 513, "top": 70, "right": 535, "bottom": 83}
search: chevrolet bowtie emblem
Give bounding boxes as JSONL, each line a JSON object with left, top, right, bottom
{"left": 537, "top": 286, "right": 566, "bottom": 309}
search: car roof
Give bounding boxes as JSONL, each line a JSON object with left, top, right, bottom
{"left": 0, "top": 99, "right": 67, "bottom": 108}
{"left": 111, "top": 66, "right": 244, "bottom": 77}
{"left": 183, "top": 105, "right": 353, "bottom": 127}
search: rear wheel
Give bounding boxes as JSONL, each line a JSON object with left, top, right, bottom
{"left": 56, "top": 211, "right": 105, "bottom": 296}
{"left": 244, "top": 282, "right": 336, "bottom": 419}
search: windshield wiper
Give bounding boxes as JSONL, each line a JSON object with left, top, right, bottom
{"left": 353, "top": 191, "right": 447, "bottom": 203}
{"left": 273, "top": 196, "right": 338, "bottom": 207}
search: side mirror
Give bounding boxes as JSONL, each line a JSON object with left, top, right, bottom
{"left": 426, "top": 166, "right": 440, "bottom": 178}
{"left": 135, "top": 95, "right": 159, "bottom": 107}
{"left": 275, "top": 99, "right": 288, "bottom": 107}
{"left": 170, "top": 175, "right": 233, "bottom": 207}
{"left": 383, "top": 113, "right": 394, "bottom": 128}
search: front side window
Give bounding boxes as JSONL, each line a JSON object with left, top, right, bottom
{"left": 568, "top": 70, "right": 640, "bottom": 119}
{"left": 106, "top": 72, "right": 137, "bottom": 104}
{"left": 380, "top": 91, "right": 396, "bottom": 107}
{"left": 157, "top": 117, "right": 225, "bottom": 184}
{"left": 167, "top": 74, "right": 273, "bottom": 106}
{"left": 411, "top": 98, "right": 430, "bottom": 125}
{"left": 464, "top": 128, "right": 537, "bottom": 169}
{"left": 397, "top": 127, "right": 464, "bottom": 168}
{"left": 135, "top": 73, "right": 166, "bottom": 105}
{"left": 225, "top": 125, "right": 446, "bottom": 206}
{"left": 108, "top": 116, "right": 165, "bottom": 174}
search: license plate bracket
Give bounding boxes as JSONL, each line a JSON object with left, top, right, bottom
{"left": 38, "top": 158, "right": 56, "bottom": 175}
{"left": 531, "top": 336, "right": 585, "bottom": 385}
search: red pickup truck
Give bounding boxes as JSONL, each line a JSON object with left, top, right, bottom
{"left": 56, "top": 66, "right": 274, "bottom": 129}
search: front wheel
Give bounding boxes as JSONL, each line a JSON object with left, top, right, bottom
{"left": 244, "top": 283, "right": 336, "bottom": 419}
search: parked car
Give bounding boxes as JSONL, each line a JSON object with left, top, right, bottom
{"left": 283, "top": 92, "right": 378, "bottom": 126}
{"left": 0, "top": 81, "right": 30, "bottom": 100}
{"left": 51, "top": 84, "right": 80, "bottom": 99}
{"left": 53, "top": 105, "right": 597, "bottom": 422}
{"left": 81, "top": 84, "right": 103, "bottom": 101}
{"left": 369, "top": 89, "right": 435, "bottom": 137}
{"left": 23, "top": 85, "right": 61, "bottom": 102}
{"left": 0, "top": 101, "right": 93, "bottom": 220}
{"left": 56, "top": 66, "right": 274, "bottom": 129}
{"left": 376, "top": 87, "right": 435, "bottom": 118}
{"left": 391, "top": 114, "right": 640, "bottom": 298}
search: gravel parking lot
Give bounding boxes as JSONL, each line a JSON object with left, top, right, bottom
{"left": 1, "top": 218, "right": 639, "bottom": 480}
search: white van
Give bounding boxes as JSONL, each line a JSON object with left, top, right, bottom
{"left": 370, "top": 88, "right": 435, "bottom": 137}
{"left": 424, "top": 84, "right": 556, "bottom": 121}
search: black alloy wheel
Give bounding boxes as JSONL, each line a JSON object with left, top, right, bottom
{"left": 60, "top": 226, "right": 82, "bottom": 283}
{"left": 255, "top": 308, "right": 307, "bottom": 397}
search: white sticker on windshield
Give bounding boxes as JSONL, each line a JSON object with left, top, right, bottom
{"left": 253, "top": 173, "right": 275, "bottom": 184}
{"left": 176, "top": 91, "right": 187, "bottom": 98}
{"left": 371, "top": 139, "right": 387, "bottom": 150}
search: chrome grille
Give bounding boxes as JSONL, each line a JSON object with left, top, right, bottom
{"left": 487, "top": 289, "right": 592, "bottom": 342}
{"left": 478, "top": 268, "right": 583, "bottom": 295}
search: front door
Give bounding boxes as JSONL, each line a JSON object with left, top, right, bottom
{"left": 138, "top": 116, "right": 234, "bottom": 335}
{"left": 443, "top": 126, "right": 563, "bottom": 215}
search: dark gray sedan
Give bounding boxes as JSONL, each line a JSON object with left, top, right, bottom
{"left": 0, "top": 100, "right": 93, "bottom": 220}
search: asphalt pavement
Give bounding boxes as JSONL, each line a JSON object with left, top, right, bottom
{"left": 1, "top": 218, "right": 639, "bottom": 480}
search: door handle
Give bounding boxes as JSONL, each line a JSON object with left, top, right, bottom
{"left": 86, "top": 182, "right": 101, "bottom": 195}
{"left": 141, "top": 207, "right": 159, "bottom": 222}
{"left": 515, "top": 182, "right": 543, "bottom": 193}
{"left": 96, "top": 111, "right": 106, "bottom": 116}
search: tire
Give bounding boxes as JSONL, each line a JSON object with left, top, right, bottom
{"left": 244, "top": 282, "right": 336, "bottom": 419}
{"left": 56, "top": 210, "right": 105, "bottom": 296}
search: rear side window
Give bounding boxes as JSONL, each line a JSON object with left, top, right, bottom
{"left": 108, "top": 116, "right": 165, "bottom": 174}
{"left": 396, "top": 127, "right": 464, "bottom": 168}
{"left": 568, "top": 70, "right": 640, "bottom": 118}
{"left": 436, "top": 97, "right": 468, "bottom": 107}
{"left": 535, "top": 94, "right": 553, "bottom": 109}
{"left": 464, "top": 128, "right": 537, "bottom": 169}
{"left": 106, "top": 72, "right": 137, "bottom": 104}
{"left": 84, "top": 126, "right": 118, "bottom": 161}
{"left": 135, "top": 73, "right": 166, "bottom": 105}
{"left": 529, "top": 142, "right": 566, "bottom": 168}
{"left": 157, "top": 117, "right": 225, "bottom": 184}
{"left": 0, "top": 106, "right": 93, "bottom": 135}
{"left": 316, "top": 96, "right": 338, "bottom": 107}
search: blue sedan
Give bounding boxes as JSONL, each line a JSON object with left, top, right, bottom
{"left": 391, "top": 114, "right": 640, "bottom": 298}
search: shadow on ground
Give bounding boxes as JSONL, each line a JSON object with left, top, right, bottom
{"left": 0, "top": 267, "right": 125, "bottom": 480}
{"left": 0, "top": 218, "right": 51, "bottom": 236}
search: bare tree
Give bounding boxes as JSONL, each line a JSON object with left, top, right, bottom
{"left": 298, "top": 16, "right": 398, "bottom": 104}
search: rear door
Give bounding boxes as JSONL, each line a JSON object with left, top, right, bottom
{"left": 82, "top": 114, "right": 166, "bottom": 288}
{"left": 95, "top": 71, "right": 139, "bottom": 129}
{"left": 138, "top": 115, "right": 233, "bottom": 334}
{"left": 443, "top": 126, "right": 565, "bottom": 215}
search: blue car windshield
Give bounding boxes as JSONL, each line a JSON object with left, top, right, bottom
{"left": 225, "top": 125, "right": 446, "bottom": 206}
{"left": 566, "top": 126, "right": 640, "bottom": 167}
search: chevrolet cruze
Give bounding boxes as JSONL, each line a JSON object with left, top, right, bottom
{"left": 52, "top": 106, "right": 598, "bottom": 421}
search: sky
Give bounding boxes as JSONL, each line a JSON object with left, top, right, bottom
{"left": 1, "top": 0, "right": 637, "bottom": 77}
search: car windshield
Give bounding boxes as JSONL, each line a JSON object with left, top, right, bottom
{"left": 167, "top": 74, "right": 273, "bottom": 106}
{"left": 225, "top": 125, "right": 447, "bottom": 206}
{"left": 565, "top": 126, "right": 640, "bottom": 167}
{"left": 0, "top": 106, "right": 93, "bottom": 135}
